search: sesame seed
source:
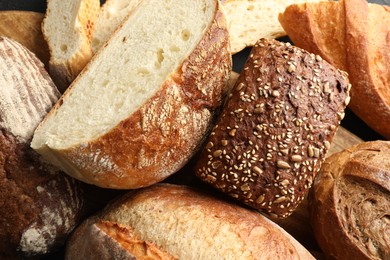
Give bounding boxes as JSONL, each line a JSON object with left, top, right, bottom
{"left": 229, "top": 129, "right": 237, "bottom": 137}
{"left": 324, "top": 140, "right": 331, "bottom": 150}
{"left": 288, "top": 64, "right": 296, "bottom": 73}
{"left": 206, "top": 142, "right": 213, "bottom": 149}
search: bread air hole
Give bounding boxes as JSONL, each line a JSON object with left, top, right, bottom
{"left": 155, "top": 48, "right": 165, "bottom": 69}
{"left": 181, "top": 29, "right": 191, "bottom": 41}
{"left": 60, "top": 44, "right": 68, "bottom": 53}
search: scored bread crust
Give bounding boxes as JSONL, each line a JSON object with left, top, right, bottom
{"left": 32, "top": 0, "right": 232, "bottom": 189}
{"left": 279, "top": 0, "right": 390, "bottom": 139}
{"left": 66, "top": 184, "right": 314, "bottom": 259}
{"left": 309, "top": 141, "right": 390, "bottom": 260}
{"left": 195, "top": 38, "right": 350, "bottom": 218}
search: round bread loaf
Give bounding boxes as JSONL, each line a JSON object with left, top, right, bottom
{"left": 195, "top": 38, "right": 350, "bottom": 218}
{"left": 0, "top": 36, "right": 84, "bottom": 257}
{"left": 65, "top": 183, "right": 314, "bottom": 259}
{"left": 309, "top": 141, "right": 390, "bottom": 260}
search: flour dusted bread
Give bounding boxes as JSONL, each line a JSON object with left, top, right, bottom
{"left": 220, "top": 0, "right": 322, "bottom": 54}
{"left": 32, "top": 0, "right": 231, "bottom": 189}
{"left": 0, "top": 37, "right": 84, "bottom": 258}
{"left": 279, "top": 0, "right": 390, "bottom": 139}
{"left": 91, "top": 0, "right": 143, "bottom": 53}
{"left": 309, "top": 141, "right": 390, "bottom": 259}
{"left": 66, "top": 184, "right": 314, "bottom": 259}
{"left": 43, "top": 0, "right": 100, "bottom": 92}
{"left": 0, "top": 11, "right": 49, "bottom": 68}
{"left": 195, "top": 38, "right": 350, "bottom": 218}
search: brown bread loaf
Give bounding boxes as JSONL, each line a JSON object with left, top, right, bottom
{"left": 195, "top": 38, "right": 350, "bottom": 218}
{"left": 309, "top": 141, "right": 390, "bottom": 259}
{"left": 66, "top": 183, "right": 314, "bottom": 259}
{"left": 279, "top": 0, "right": 390, "bottom": 139}
{"left": 0, "top": 36, "right": 84, "bottom": 258}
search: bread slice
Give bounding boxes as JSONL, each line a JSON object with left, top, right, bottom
{"left": 279, "top": 0, "right": 390, "bottom": 139}
{"left": 91, "top": 0, "right": 143, "bottom": 53}
{"left": 0, "top": 36, "right": 84, "bottom": 257}
{"left": 66, "top": 184, "right": 314, "bottom": 259}
{"left": 31, "top": 0, "right": 231, "bottom": 189}
{"left": 42, "top": 0, "right": 100, "bottom": 92}
{"left": 221, "top": 0, "right": 322, "bottom": 54}
{"left": 0, "top": 11, "right": 49, "bottom": 68}
{"left": 195, "top": 38, "right": 351, "bottom": 218}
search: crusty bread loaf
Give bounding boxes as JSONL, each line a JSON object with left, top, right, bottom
{"left": 195, "top": 38, "right": 350, "bottom": 218}
{"left": 42, "top": 0, "right": 100, "bottom": 92}
{"left": 0, "top": 11, "right": 49, "bottom": 68}
{"left": 309, "top": 141, "right": 390, "bottom": 260}
{"left": 66, "top": 183, "right": 314, "bottom": 259}
{"left": 220, "top": 0, "right": 322, "bottom": 54}
{"left": 91, "top": 0, "right": 143, "bottom": 53}
{"left": 0, "top": 36, "right": 84, "bottom": 258}
{"left": 279, "top": 0, "right": 390, "bottom": 139}
{"left": 31, "top": 0, "right": 231, "bottom": 189}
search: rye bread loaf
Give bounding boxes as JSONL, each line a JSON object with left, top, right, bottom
{"left": 42, "top": 0, "right": 100, "bottom": 92}
{"left": 65, "top": 183, "right": 314, "bottom": 259}
{"left": 0, "top": 37, "right": 84, "bottom": 257}
{"left": 279, "top": 0, "right": 390, "bottom": 139}
{"left": 31, "top": 0, "right": 231, "bottom": 189}
{"left": 195, "top": 38, "right": 350, "bottom": 218}
{"left": 309, "top": 141, "right": 390, "bottom": 260}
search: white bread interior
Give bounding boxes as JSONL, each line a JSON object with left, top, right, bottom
{"left": 91, "top": 0, "right": 143, "bottom": 52}
{"left": 32, "top": 1, "right": 216, "bottom": 150}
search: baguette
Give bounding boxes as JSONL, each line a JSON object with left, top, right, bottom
{"left": 195, "top": 38, "right": 350, "bottom": 218}
{"left": 66, "top": 184, "right": 314, "bottom": 259}
{"left": 0, "top": 36, "right": 84, "bottom": 258}
{"left": 31, "top": 0, "right": 231, "bottom": 189}
{"left": 42, "top": 0, "right": 100, "bottom": 92}
{"left": 279, "top": 0, "right": 390, "bottom": 139}
{"left": 309, "top": 141, "right": 390, "bottom": 259}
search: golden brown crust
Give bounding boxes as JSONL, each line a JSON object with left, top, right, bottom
{"left": 279, "top": 0, "right": 390, "bottom": 139}
{"left": 0, "top": 11, "right": 49, "bottom": 69}
{"left": 195, "top": 38, "right": 350, "bottom": 218}
{"left": 309, "top": 141, "right": 390, "bottom": 259}
{"left": 38, "top": 0, "right": 231, "bottom": 189}
{"left": 66, "top": 184, "right": 314, "bottom": 259}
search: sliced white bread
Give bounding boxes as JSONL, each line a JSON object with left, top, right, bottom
{"left": 31, "top": 0, "right": 231, "bottom": 189}
{"left": 42, "top": 0, "right": 100, "bottom": 92}
{"left": 221, "top": 0, "right": 323, "bottom": 54}
{"left": 91, "top": 0, "right": 143, "bottom": 53}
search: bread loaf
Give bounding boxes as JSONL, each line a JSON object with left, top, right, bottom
{"left": 0, "top": 11, "right": 49, "bottom": 68}
{"left": 31, "top": 0, "right": 231, "bottom": 189}
{"left": 279, "top": 0, "right": 390, "bottom": 139}
{"left": 42, "top": 0, "right": 100, "bottom": 92}
{"left": 0, "top": 36, "right": 84, "bottom": 257}
{"left": 309, "top": 141, "right": 390, "bottom": 259}
{"left": 195, "top": 38, "right": 350, "bottom": 218}
{"left": 220, "top": 0, "right": 322, "bottom": 54}
{"left": 91, "top": 0, "right": 143, "bottom": 53}
{"left": 66, "top": 183, "right": 314, "bottom": 259}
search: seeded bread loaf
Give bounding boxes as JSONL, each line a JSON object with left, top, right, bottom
{"left": 0, "top": 11, "right": 49, "bottom": 68}
{"left": 195, "top": 38, "right": 350, "bottom": 218}
{"left": 66, "top": 183, "right": 314, "bottom": 259}
{"left": 0, "top": 37, "right": 84, "bottom": 258}
{"left": 31, "top": 0, "right": 231, "bottom": 189}
{"left": 279, "top": 0, "right": 390, "bottom": 139}
{"left": 42, "top": 0, "right": 100, "bottom": 92}
{"left": 309, "top": 141, "right": 390, "bottom": 259}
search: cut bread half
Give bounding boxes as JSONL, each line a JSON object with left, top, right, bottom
{"left": 42, "top": 0, "right": 100, "bottom": 92}
{"left": 91, "top": 0, "right": 144, "bottom": 53}
{"left": 221, "top": 0, "right": 323, "bottom": 54}
{"left": 31, "top": 0, "right": 231, "bottom": 189}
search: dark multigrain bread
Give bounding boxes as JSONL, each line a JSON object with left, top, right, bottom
{"left": 0, "top": 36, "right": 84, "bottom": 258}
{"left": 195, "top": 38, "right": 350, "bottom": 218}
{"left": 309, "top": 141, "right": 390, "bottom": 260}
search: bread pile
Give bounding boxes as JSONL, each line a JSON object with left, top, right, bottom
{"left": 0, "top": 0, "right": 388, "bottom": 258}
